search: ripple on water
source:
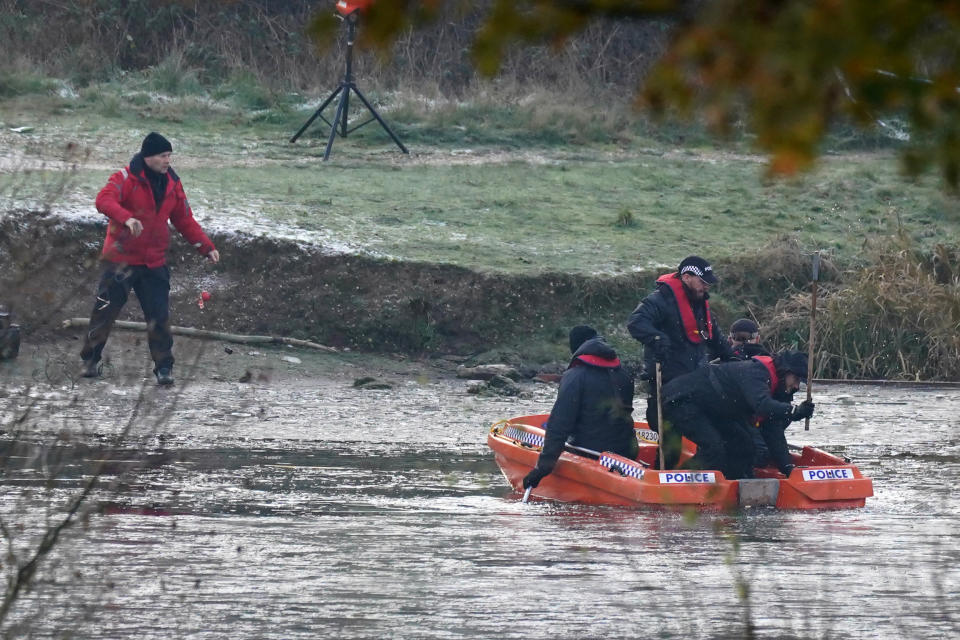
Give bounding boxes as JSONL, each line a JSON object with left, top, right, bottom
{"left": 1, "top": 381, "right": 958, "bottom": 639}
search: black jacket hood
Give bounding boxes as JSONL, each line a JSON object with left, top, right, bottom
{"left": 570, "top": 336, "right": 619, "bottom": 366}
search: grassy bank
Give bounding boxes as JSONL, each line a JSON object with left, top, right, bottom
{"left": 2, "top": 71, "right": 958, "bottom": 379}
{"left": 1, "top": 76, "right": 953, "bottom": 275}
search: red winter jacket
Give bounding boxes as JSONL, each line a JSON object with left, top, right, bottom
{"left": 94, "top": 154, "right": 215, "bottom": 267}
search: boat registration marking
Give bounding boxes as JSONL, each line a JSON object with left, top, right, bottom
{"left": 660, "top": 471, "right": 716, "bottom": 484}
{"left": 636, "top": 429, "right": 659, "bottom": 443}
{"left": 802, "top": 468, "right": 853, "bottom": 481}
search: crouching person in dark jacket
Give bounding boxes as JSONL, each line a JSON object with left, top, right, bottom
{"left": 523, "top": 326, "right": 637, "bottom": 490}
{"left": 660, "top": 350, "right": 814, "bottom": 479}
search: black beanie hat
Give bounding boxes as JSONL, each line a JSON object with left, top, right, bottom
{"left": 774, "top": 349, "right": 809, "bottom": 382}
{"left": 569, "top": 325, "right": 598, "bottom": 354}
{"left": 140, "top": 132, "right": 172, "bottom": 158}
{"left": 730, "top": 318, "right": 760, "bottom": 335}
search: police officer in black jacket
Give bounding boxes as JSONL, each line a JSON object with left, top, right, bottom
{"left": 627, "top": 256, "right": 737, "bottom": 442}
{"left": 726, "top": 317, "right": 775, "bottom": 464}
{"left": 728, "top": 318, "right": 771, "bottom": 359}
{"left": 523, "top": 326, "right": 636, "bottom": 490}
{"left": 660, "top": 349, "right": 815, "bottom": 479}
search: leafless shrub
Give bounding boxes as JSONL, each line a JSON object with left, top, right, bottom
{"left": 717, "top": 235, "right": 840, "bottom": 312}
{"left": 0, "top": 1, "right": 669, "bottom": 100}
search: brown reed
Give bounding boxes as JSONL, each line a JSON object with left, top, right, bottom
{"left": 763, "top": 238, "right": 960, "bottom": 380}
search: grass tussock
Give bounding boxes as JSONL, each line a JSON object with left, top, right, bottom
{"left": 615, "top": 208, "right": 635, "bottom": 227}
{"left": 764, "top": 238, "right": 960, "bottom": 380}
{"left": 0, "top": 68, "right": 59, "bottom": 99}
{"left": 146, "top": 53, "right": 204, "bottom": 97}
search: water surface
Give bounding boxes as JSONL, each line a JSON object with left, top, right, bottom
{"left": 1, "top": 353, "right": 958, "bottom": 639}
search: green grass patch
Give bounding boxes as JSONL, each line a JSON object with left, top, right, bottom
{"left": 0, "top": 69, "right": 58, "bottom": 98}
{"left": 2, "top": 81, "right": 957, "bottom": 278}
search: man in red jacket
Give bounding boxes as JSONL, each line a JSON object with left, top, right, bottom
{"left": 80, "top": 132, "right": 220, "bottom": 385}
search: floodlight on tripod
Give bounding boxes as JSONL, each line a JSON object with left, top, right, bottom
{"left": 289, "top": 0, "right": 408, "bottom": 160}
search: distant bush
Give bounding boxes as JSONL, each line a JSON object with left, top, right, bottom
{"left": 0, "top": 1, "right": 909, "bottom": 153}
{"left": 716, "top": 235, "right": 838, "bottom": 311}
{"left": 0, "top": 69, "right": 57, "bottom": 98}
{"left": 223, "top": 70, "right": 277, "bottom": 111}
{"left": 146, "top": 53, "right": 203, "bottom": 96}
{"left": 0, "top": 0, "right": 666, "bottom": 98}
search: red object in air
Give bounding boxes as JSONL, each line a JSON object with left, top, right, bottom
{"left": 201, "top": 291, "right": 211, "bottom": 301}
{"left": 336, "top": 0, "right": 373, "bottom": 16}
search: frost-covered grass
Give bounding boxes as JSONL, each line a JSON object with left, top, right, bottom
{"left": 1, "top": 79, "right": 957, "bottom": 275}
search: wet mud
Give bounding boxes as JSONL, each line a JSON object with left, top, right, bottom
{"left": 0, "top": 211, "right": 648, "bottom": 358}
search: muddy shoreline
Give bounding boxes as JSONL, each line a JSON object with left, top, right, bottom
{"left": 1, "top": 210, "right": 654, "bottom": 360}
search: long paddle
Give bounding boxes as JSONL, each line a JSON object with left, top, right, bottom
{"left": 522, "top": 436, "right": 606, "bottom": 503}
{"left": 805, "top": 251, "right": 821, "bottom": 431}
{"left": 656, "top": 361, "right": 665, "bottom": 467}
{"left": 520, "top": 428, "right": 651, "bottom": 503}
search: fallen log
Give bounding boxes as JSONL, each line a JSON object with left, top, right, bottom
{"left": 62, "top": 318, "right": 337, "bottom": 352}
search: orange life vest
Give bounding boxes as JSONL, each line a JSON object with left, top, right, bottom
{"left": 753, "top": 355, "right": 780, "bottom": 394}
{"left": 750, "top": 355, "right": 781, "bottom": 428}
{"left": 657, "top": 272, "right": 713, "bottom": 344}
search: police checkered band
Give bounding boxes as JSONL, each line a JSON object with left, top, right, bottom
{"left": 599, "top": 455, "right": 645, "bottom": 479}
{"left": 680, "top": 264, "right": 712, "bottom": 278}
{"left": 504, "top": 426, "right": 544, "bottom": 448}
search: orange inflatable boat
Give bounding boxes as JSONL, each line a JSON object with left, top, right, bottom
{"left": 488, "top": 415, "right": 873, "bottom": 510}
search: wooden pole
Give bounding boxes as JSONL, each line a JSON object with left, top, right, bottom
{"left": 656, "top": 361, "right": 665, "bottom": 467}
{"left": 62, "top": 318, "right": 336, "bottom": 352}
{"left": 805, "top": 252, "right": 821, "bottom": 431}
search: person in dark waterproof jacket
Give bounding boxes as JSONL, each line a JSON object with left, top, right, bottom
{"left": 660, "top": 350, "right": 815, "bottom": 479}
{"left": 627, "top": 255, "right": 737, "bottom": 431}
{"left": 523, "top": 326, "right": 636, "bottom": 490}
{"left": 79, "top": 132, "right": 220, "bottom": 386}
{"left": 726, "top": 317, "right": 774, "bottom": 464}
{"left": 728, "top": 317, "right": 771, "bottom": 359}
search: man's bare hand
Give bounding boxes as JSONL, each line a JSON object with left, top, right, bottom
{"left": 124, "top": 218, "right": 143, "bottom": 237}
{"left": 207, "top": 249, "right": 220, "bottom": 264}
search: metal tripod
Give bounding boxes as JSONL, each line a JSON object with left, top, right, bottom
{"left": 289, "top": 13, "right": 408, "bottom": 160}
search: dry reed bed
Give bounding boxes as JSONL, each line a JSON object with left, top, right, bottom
{"left": 0, "top": 0, "right": 667, "bottom": 98}
{"left": 761, "top": 241, "right": 960, "bottom": 380}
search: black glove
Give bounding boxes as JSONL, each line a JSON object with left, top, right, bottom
{"left": 523, "top": 468, "right": 548, "bottom": 489}
{"left": 780, "top": 464, "right": 795, "bottom": 477}
{"left": 651, "top": 336, "right": 671, "bottom": 363}
{"left": 791, "top": 400, "right": 815, "bottom": 421}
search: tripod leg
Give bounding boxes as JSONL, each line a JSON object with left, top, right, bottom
{"left": 340, "top": 86, "right": 350, "bottom": 138}
{"left": 350, "top": 85, "right": 409, "bottom": 154}
{"left": 290, "top": 86, "right": 343, "bottom": 143}
{"left": 324, "top": 82, "right": 352, "bottom": 161}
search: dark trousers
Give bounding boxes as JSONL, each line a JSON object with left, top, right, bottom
{"left": 645, "top": 391, "right": 659, "bottom": 432}
{"left": 751, "top": 427, "right": 770, "bottom": 467}
{"left": 80, "top": 264, "right": 174, "bottom": 372}
{"left": 663, "top": 401, "right": 755, "bottom": 479}
{"left": 646, "top": 383, "right": 676, "bottom": 469}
